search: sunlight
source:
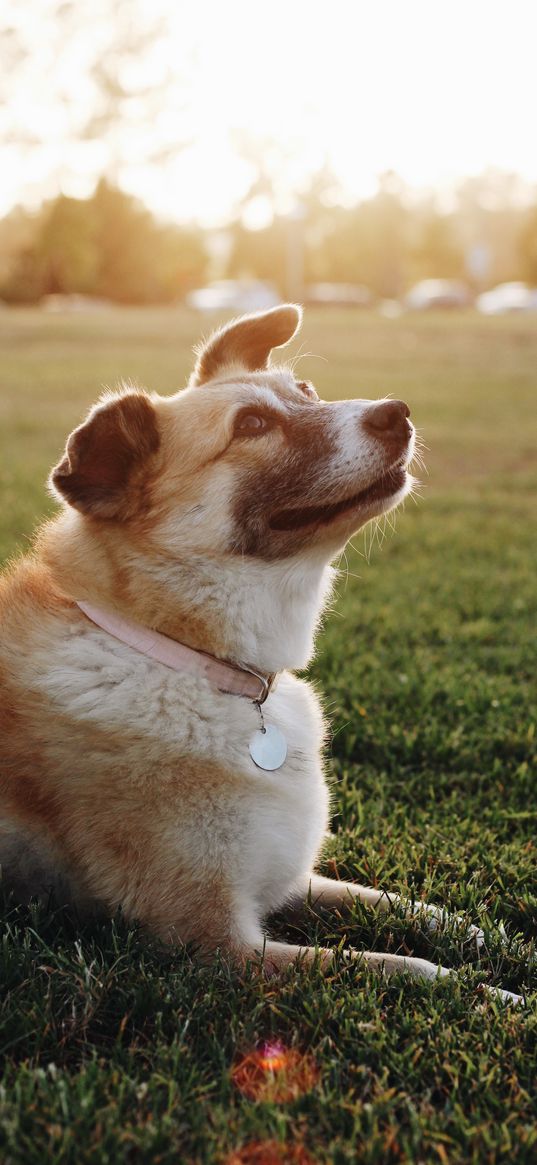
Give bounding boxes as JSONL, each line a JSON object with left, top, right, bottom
{"left": 2, "top": 0, "right": 536, "bottom": 222}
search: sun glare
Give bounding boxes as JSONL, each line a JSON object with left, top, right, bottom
{"left": 231, "top": 1041, "right": 319, "bottom": 1102}
{"left": 2, "top": 0, "right": 536, "bottom": 223}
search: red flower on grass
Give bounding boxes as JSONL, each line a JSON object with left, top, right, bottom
{"left": 231, "top": 1040, "right": 319, "bottom": 1103}
{"left": 225, "top": 1139, "right": 316, "bottom": 1164}
{"left": 228, "top": 1040, "right": 320, "bottom": 1162}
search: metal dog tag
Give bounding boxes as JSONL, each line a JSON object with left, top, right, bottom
{"left": 249, "top": 724, "right": 288, "bottom": 771}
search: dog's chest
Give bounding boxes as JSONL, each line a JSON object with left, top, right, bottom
{"left": 31, "top": 622, "right": 328, "bottom": 814}
{"left": 36, "top": 624, "right": 320, "bottom": 758}
{"left": 24, "top": 623, "right": 330, "bottom": 912}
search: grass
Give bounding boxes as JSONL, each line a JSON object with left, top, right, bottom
{"left": 0, "top": 307, "right": 536, "bottom": 1164}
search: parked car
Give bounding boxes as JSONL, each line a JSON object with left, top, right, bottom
{"left": 476, "top": 282, "right": 537, "bottom": 314}
{"left": 404, "top": 279, "right": 471, "bottom": 311}
{"left": 305, "top": 282, "right": 372, "bottom": 308}
{"left": 185, "top": 280, "right": 280, "bottom": 313}
{"left": 41, "top": 294, "right": 113, "bottom": 312}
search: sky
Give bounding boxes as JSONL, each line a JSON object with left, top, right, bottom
{"left": 1, "top": 0, "right": 536, "bottom": 225}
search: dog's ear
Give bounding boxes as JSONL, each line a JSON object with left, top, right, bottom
{"left": 191, "top": 303, "right": 302, "bottom": 386}
{"left": 49, "top": 389, "right": 160, "bottom": 519}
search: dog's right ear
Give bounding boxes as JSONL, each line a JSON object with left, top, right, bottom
{"left": 191, "top": 303, "right": 302, "bottom": 386}
{"left": 49, "top": 389, "right": 160, "bottom": 519}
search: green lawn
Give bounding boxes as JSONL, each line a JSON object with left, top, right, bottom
{"left": 0, "top": 308, "right": 536, "bottom": 1164}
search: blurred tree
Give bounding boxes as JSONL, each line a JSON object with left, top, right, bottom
{"left": 91, "top": 181, "right": 207, "bottom": 302}
{"left": 155, "top": 225, "right": 210, "bottom": 301}
{"left": 410, "top": 209, "right": 464, "bottom": 280}
{"left": 91, "top": 180, "right": 164, "bottom": 302}
{"left": 1, "top": 248, "right": 47, "bottom": 304}
{"left": 80, "top": 0, "right": 191, "bottom": 179}
{"left": 226, "top": 218, "right": 287, "bottom": 289}
{"left": 0, "top": 207, "right": 41, "bottom": 290}
{"left": 38, "top": 195, "right": 98, "bottom": 294}
{"left": 0, "top": 0, "right": 190, "bottom": 196}
{"left": 1, "top": 182, "right": 209, "bottom": 303}
{"left": 518, "top": 205, "right": 537, "bottom": 285}
{"left": 228, "top": 165, "right": 413, "bottom": 298}
{"left": 304, "top": 173, "right": 411, "bottom": 297}
{"left": 455, "top": 170, "right": 530, "bottom": 286}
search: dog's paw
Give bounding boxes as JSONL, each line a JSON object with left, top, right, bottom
{"left": 480, "top": 983, "right": 526, "bottom": 1007}
{"left": 456, "top": 917, "right": 486, "bottom": 949}
{"left": 408, "top": 902, "right": 486, "bottom": 949}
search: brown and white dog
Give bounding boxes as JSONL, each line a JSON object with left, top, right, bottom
{"left": 0, "top": 305, "right": 520, "bottom": 1001}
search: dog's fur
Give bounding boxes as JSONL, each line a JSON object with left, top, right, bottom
{"left": 0, "top": 305, "right": 499, "bottom": 987}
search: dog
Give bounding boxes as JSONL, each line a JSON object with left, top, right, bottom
{"left": 0, "top": 304, "right": 520, "bottom": 1003}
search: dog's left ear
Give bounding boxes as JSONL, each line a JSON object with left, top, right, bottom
{"left": 191, "top": 303, "right": 302, "bottom": 386}
{"left": 49, "top": 389, "right": 160, "bottom": 520}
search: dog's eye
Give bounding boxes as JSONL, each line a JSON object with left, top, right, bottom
{"left": 233, "top": 411, "right": 271, "bottom": 437}
{"left": 296, "top": 380, "right": 319, "bottom": 401}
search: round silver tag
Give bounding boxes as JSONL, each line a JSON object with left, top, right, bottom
{"left": 249, "top": 724, "right": 288, "bottom": 771}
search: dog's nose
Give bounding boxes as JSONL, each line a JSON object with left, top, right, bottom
{"left": 363, "top": 399, "right": 411, "bottom": 434}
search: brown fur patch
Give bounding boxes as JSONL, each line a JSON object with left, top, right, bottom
{"left": 0, "top": 643, "right": 243, "bottom": 946}
{"left": 0, "top": 555, "right": 246, "bottom": 944}
{"left": 49, "top": 390, "right": 161, "bottom": 519}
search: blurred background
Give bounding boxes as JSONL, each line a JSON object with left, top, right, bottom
{"left": 1, "top": 0, "right": 537, "bottom": 315}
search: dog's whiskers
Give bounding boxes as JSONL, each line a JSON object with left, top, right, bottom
{"left": 287, "top": 350, "right": 328, "bottom": 375}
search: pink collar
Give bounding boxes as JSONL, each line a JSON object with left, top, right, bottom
{"left": 76, "top": 601, "right": 275, "bottom": 704}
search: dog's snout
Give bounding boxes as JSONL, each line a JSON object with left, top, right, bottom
{"left": 363, "top": 399, "right": 411, "bottom": 435}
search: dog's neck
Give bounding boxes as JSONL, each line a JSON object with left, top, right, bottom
{"left": 40, "top": 512, "right": 336, "bottom": 674}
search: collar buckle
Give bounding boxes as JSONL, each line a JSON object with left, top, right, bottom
{"left": 243, "top": 667, "right": 277, "bottom": 705}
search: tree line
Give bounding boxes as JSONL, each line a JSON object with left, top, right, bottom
{"left": 1, "top": 171, "right": 537, "bottom": 305}
{"left": 0, "top": 181, "right": 208, "bottom": 305}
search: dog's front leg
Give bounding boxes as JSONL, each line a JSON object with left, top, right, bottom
{"left": 243, "top": 936, "right": 522, "bottom": 1004}
{"left": 293, "top": 873, "right": 486, "bottom": 949}
{"left": 246, "top": 937, "right": 451, "bottom": 982}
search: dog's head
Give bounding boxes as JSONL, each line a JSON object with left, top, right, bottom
{"left": 50, "top": 305, "right": 415, "bottom": 565}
